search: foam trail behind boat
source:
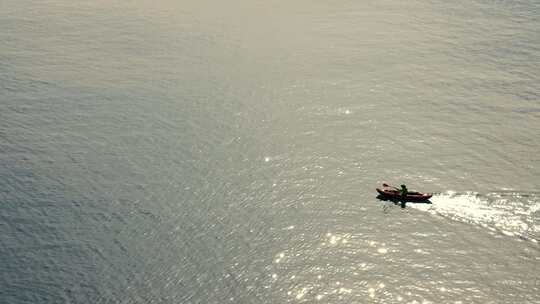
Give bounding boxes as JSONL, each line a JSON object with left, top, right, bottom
{"left": 410, "top": 191, "right": 540, "bottom": 242}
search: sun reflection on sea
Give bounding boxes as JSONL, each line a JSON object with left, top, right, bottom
{"left": 265, "top": 226, "right": 496, "bottom": 304}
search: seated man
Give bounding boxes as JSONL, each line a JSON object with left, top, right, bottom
{"left": 400, "top": 184, "right": 408, "bottom": 197}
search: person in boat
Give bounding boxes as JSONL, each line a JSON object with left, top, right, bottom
{"left": 400, "top": 184, "right": 408, "bottom": 197}
{"left": 399, "top": 185, "right": 408, "bottom": 208}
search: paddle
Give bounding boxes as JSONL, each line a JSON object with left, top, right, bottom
{"left": 382, "top": 183, "right": 399, "bottom": 190}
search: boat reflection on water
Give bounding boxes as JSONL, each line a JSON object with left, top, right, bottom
{"left": 376, "top": 194, "right": 433, "bottom": 209}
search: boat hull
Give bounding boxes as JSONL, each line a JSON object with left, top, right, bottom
{"left": 376, "top": 188, "right": 432, "bottom": 201}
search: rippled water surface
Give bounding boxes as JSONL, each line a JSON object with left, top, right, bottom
{"left": 1, "top": 0, "right": 540, "bottom": 303}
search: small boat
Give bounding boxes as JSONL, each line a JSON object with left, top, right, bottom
{"left": 376, "top": 185, "right": 432, "bottom": 201}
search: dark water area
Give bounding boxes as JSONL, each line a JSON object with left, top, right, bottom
{"left": 1, "top": 0, "right": 539, "bottom": 303}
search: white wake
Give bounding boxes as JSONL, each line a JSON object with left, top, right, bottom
{"left": 410, "top": 191, "right": 540, "bottom": 242}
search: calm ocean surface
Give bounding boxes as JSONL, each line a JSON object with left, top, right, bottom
{"left": 1, "top": 0, "right": 540, "bottom": 303}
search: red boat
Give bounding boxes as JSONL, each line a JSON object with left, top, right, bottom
{"left": 376, "top": 186, "right": 432, "bottom": 201}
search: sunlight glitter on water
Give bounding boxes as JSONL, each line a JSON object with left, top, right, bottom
{"left": 409, "top": 191, "right": 540, "bottom": 241}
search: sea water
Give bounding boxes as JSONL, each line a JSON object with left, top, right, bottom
{"left": 1, "top": 0, "right": 539, "bottom": 303}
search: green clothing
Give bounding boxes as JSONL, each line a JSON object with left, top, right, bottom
{"left": 400, "top": 186, "right": 408, "bottom": 196}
